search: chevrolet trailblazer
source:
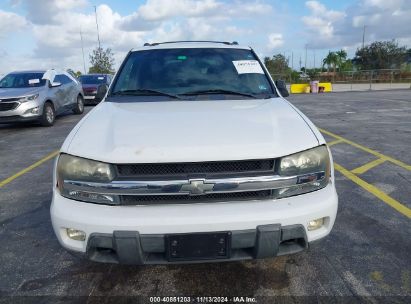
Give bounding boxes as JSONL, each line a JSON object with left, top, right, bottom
{"left": 51, "top": 41, "right": 338, "bottom": 264}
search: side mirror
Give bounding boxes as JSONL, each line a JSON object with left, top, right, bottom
{"left": 50, "top": 82, "right": 62, "bottom": 88}
{"left": 275, "top": 80, "right": 289, "bottom": 97}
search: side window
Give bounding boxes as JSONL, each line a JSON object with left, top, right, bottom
{"left": 0, "top": 77, "right": 12, "bottom": 87}
{"left": 61, "top": 75, "right": 73, "bottom": 85}
{"left": 54, "top": 74, "right": 64, "bottom": 84}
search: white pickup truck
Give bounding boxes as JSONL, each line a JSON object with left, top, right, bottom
{"left": 51, "top": 41, "right": 338, "bottom": 264}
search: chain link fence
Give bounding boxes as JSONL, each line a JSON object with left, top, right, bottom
{"left": 271, "top": 69, "right": 411, "bottom": 91}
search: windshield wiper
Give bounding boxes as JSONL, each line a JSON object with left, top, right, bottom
{"left": 180, "top": 89, "right": 261, "bottom": 99}
{"left": 112, "top": 89, "right": 182, "bottom": 99}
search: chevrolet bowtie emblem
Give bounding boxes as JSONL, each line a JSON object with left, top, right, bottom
{"left": 180, "top": 179, "right": 215, "bottom": 195}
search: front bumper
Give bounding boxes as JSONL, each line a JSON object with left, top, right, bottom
{"left": 51, "top": 183, "right": 338, "bottom": 264}
{"left": 0, "top": 115, "right": 40, "bottom": 123}
{"left": 85, "top": 224, "right": 306, "bottom": 264}
{"left": 84, "top": 94, "right": 101, "bottom": 104}
{"left": 0, "top": 99, "right": 42, "bottom": 123}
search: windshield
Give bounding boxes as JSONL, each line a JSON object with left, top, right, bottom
{"left": 79, "top": 75, "right": 106, "bottom": 85}
{"left": 110, "top": 48, "right": 276, "bottom": 100}
{"left": 0, "top": 73, "right": 47, "bottom": 88}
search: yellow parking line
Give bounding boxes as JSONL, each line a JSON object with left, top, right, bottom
{"left": 327, "top": 139, "right": 344, "bottom": 147}
{"left": 0, "top": 150, "right": 59, "bottom": 188}
{"left": 320, "top": 128, "right": 411, "bottom": 171}
{"left": 334, "top": 163, "right": 411, "bottom": 219}
{"left": 351, "top": 158, "right": 387, "bottom": 175}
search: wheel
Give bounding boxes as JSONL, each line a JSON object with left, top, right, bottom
{"left": 73, "top": 95, "right": 84, "bottom": 114}
{"left": 40, "top": 102, "right": 55, "bottom": 127}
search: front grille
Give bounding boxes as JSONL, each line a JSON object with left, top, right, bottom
{"left": 120, "top": 190, "right": 272, "bottom": 205}
{"left": 0, "top": 102, "right": 19, "bottom": 111}
{"left": 0, "top": 98, "right": 20, "bottom": 102}
{"left": 116, "top": 159, "right": 275, "bottom": 178}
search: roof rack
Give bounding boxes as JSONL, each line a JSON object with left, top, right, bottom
{"left": 143, "top": 41, "right": 239, "bottom": 47}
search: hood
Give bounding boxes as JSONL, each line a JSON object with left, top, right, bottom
{"left": 0, "top": 87, "right": 41, "bottom": 99}
{"left": 64, "top": 98, "right": 319, "bottom": 163}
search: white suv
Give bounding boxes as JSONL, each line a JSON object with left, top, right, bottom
{"left": 51, "top": 41, "right": 338, "bottom": 264}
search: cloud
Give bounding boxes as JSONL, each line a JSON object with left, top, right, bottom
{"left": 22, "top": 0, "right": 88, "bottom": 25}
{"left": 302, "top": 1, "right": 345, "bottom": 48}
{"left": 0, "top": 0, "right": 285, "bottom": 74}
{"left": 267, "top": 33, "right": 284, "bottom": 49}
{"left": 349, "top": 0, "right": 411, "bottom": 41}
{"left": 138, "top": 0, "right": 222, "bottom": 21}
{"left": 0, "top": 49, "right": 8, "bottom": 57}
{"left": 118, "top": 12, "right": 161, "bottom": 32}
{"left": 302, "top": 0, "right": 411, "bottom": 49}
{"left": 0, "top": 10, "right": 27, "bottom": 38}
{"left": 363, "top": 0, "right": 404, "bottom": 10}
{"left": 225, "top": 0, "right": 273, "bottom": 16}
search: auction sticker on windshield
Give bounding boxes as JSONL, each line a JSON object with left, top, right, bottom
{"left": 28, "top": 79, "right": 40, "bottom": 84}
{"left": 232, "top": 60, "right": 264, "bottom": 74}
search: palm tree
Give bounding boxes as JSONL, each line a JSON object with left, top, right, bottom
{"left": 336, "top": 49, "right": 347, "bottom": 61}
{"left": 323, "top": 51, "right": 339, "bottom": 73}
{"left": 336, "top": 49, "right": 348, "bottom": 71}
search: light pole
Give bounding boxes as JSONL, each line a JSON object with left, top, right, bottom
{"left": 362, "top": 25, "right": 367, "bottom": 49}
{"left": 304, "top": 44, "right": 308, "bottom": 71}
{"left": 282, "top": 50, "right": 294, "bottom": 83}
{"left": 80, "top": 28, "right": 86, "bottom": 74}
{"left": 283, "top": 50, "right": 294, "bottom": 70}
{"left": 313, "top": 49, "right": 316, "bottom": 69}
{"left": 94, "top": 6, "right": 101, "bottom": 50}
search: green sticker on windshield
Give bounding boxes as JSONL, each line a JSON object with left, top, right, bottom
{"left": 177, "top": 55, "right": 187, "bottom": 60}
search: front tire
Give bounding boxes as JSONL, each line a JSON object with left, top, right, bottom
{"left": 73, "top": 95, "right": 84, "bottom": 114}
{"left": 40, "top": 102, "right": 55, "bottom": 127}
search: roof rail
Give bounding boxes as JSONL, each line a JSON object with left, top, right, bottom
{"left": 143, "top": 41, "right": 239, "bottom": 47}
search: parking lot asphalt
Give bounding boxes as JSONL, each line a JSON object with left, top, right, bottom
{"left": 0, "top": 90, "right": 410, "bottom": 303}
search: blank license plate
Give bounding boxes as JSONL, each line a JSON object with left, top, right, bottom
{"left": 166, "top": 232, "right": 231, "bottom": 261}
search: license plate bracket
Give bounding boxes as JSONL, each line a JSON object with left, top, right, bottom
{"left": 166, "top": 232, "right": 231, "bottom": 261}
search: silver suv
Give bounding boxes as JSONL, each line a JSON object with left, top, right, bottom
{"left": 0, "top": 70, "right": 84, "bottom": 126}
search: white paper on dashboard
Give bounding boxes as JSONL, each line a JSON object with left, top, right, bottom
{"left": 28, "top": 79, "right": 40, "bottom": 84}
{"left": 232, "top": 60, "right": 264, "bottom": 74}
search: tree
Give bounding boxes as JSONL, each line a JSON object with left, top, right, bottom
{"left": 353, "top": 40, "right": 407, "bottom": 70}
{"left": 405, "top": 49, "right": 411, "bottom": 71}
{"left": 336, "top": 49, "right": 347, "bottom": 68}
{"left": 323, "top": 51, "right": 339, "bottom": 73}
{"left": 89, "top": 47, "right": 115, "bottom": 74}
{"left": 339, "top": 60, "right": 353, "bottom": 72}
{"left": 66, "top": 69, "right": 80, "bottom": 79}
{"left": 264, "top": 54, "right": 290, "bottom": 74}
{"left": 306, "top": 68, "right": 321, "bottom": 80}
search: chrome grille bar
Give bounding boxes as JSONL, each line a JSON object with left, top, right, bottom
{"left": 63, "top": 172, "right": 325, "bottom": 197}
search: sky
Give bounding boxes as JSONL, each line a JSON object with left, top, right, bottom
{"left": 0, "top": 0, "right": 410, "bottom": 74}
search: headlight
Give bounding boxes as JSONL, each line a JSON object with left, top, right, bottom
{"left": 279, "top": 145, "right": 330, "bottom": 176}
{"left": 275, "top": 146, "right": 331, "bottom": 198}
{"left": 57, "top": 154, "right": 115, "bottom": 182}
{"left": 19, "top": 93, "right": 39, "bottom": 102}
{"left": 57, "top": 154, "right": 118, "bottom": 205}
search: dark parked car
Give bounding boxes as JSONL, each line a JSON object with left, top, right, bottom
{"left": 78, "top": 74, "right": 112, "bottom": 105}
